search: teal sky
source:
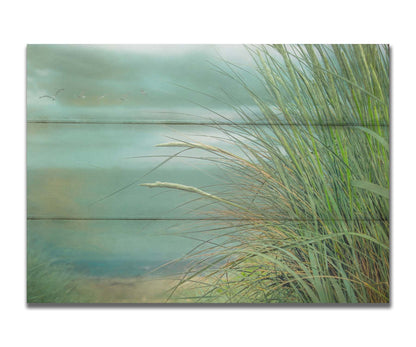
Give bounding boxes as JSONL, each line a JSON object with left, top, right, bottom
{"left": 27, "top": 44, "right": 265, "bottom": 123}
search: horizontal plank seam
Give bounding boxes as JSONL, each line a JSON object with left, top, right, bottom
{"left": 27, "top": 217, "right": 389, "bottom": 222}
{"left": 27, "top": 120, "right": 389, "bottom": 127}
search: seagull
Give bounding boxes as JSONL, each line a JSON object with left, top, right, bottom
{"left": 39, "top": 95, "right": 55, "bottom": 101}
{"left": 55, "top": 88, "right": 64, "bottom": 97}
{"left": 39, "top": 88, "right": 64, "bottom": 101}
{"left": 139, "top": 89, "right": 147, "bottom": 95}
{"left": 98, "top": 95, "right": 105, "bottom": 100}
{"left": 119, "top": 95, "right": 128, "bottom": 102}
{"left": 77, "top": 91, "right": 86, "bottom": 99}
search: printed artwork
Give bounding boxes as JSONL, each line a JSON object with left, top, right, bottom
{"left": 27, "top": 44, "right": 389, "bottom": 303}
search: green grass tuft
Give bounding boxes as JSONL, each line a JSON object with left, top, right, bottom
{"left": 27, "top": 250, "right": 83, "bottom": 303}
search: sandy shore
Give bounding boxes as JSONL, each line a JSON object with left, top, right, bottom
{"left": 72, "top": 276, "right": 195, "bottom": 303}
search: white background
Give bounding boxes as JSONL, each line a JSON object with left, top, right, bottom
{"left": 1, "top": 1, "right": 414, "bottom": 346}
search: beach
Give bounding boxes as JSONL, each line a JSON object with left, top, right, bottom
{"left": 72, "top": 276, "right": 194, "bottom": 303}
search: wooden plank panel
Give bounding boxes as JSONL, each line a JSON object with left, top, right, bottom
{"left": 27, "top": 44, "right": 265, "bottom": 125}
{"left": 27, "top": 123, "right": 389, "bottom": 221}
{"left": 27, "top": 219, "right": 389, "bottom": 278}
{"left": 27, "top": 45, "right": 388, "bottom": 127}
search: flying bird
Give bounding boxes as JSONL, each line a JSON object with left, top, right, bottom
{"left": 39, "top": 95, "right": 55, "bottom": 101}
{"left": 39, "top": 88, "right": 65, "bottom": 101}
{"left": 55, "top": 88, "right": 64, "bottom": 96}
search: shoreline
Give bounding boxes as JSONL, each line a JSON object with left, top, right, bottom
{"left": 72, "top": 275, "right": 193, "bottom": 303}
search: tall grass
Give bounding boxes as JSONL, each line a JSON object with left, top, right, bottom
{"left": 142, "top": 44, "right": 389, "bottom": 303}
{"left": 27, "top": 250, "right": 83, "bottom": 303}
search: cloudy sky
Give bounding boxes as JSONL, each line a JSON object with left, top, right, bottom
{"left": 27, "top": 44, "right": 266, "bottom": 123}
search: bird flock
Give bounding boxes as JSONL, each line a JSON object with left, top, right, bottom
{"left": 39, "top": 88, "right": 148, "bottom": 103}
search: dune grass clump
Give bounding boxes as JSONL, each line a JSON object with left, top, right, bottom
{"left": 27, "top": 250, "right": 82, "bottom": 303}
{"left": 142, "top": 44, "right": 389, "bottom": 303}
